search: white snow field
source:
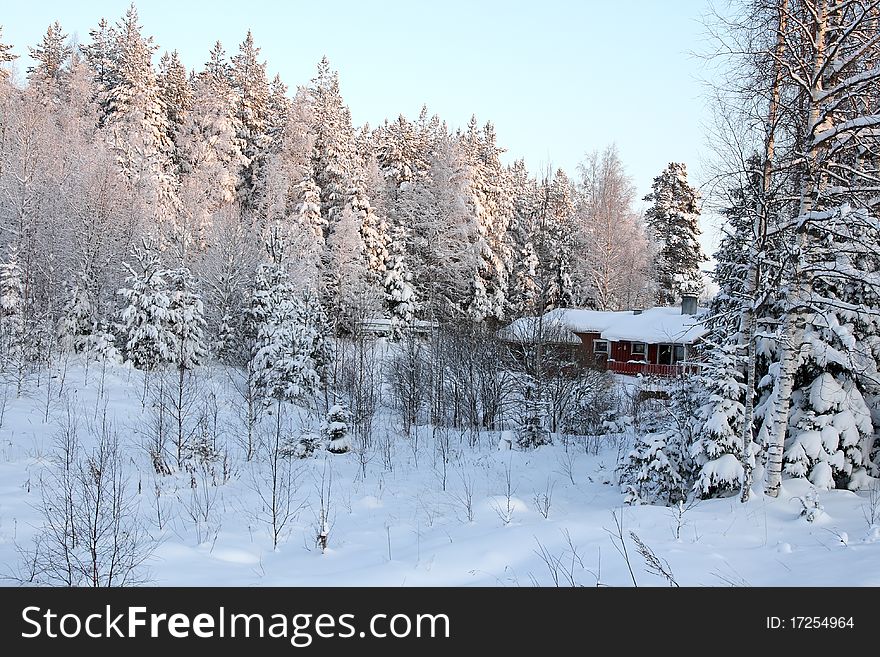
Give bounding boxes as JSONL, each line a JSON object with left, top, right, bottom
{"left": 0, "top": 359, "right": 878, "bottom": 587}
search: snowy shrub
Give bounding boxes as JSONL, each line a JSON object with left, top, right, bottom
{"left": 385, "top": 333, "right": 430, "bottom": 431}
{"left": 290, "top": 432, "right": 322, "bottom": 458}
{"left": 324, "top": 403, "right": 352, "bottom": 454}
{"left": 561, "top": 369, "right": 616, "bottom": 435}
{"left": 23, "top": 418, "right": 153, "bottom": 586}
{"left": 439, "top": 324, "right": 511, "bottom": 432}
{"left": 88, "top": 328, "right": 122, "bottom": 363}
{"left": 517, "top": 403, "right": 552, "bottom": 449}
{"left": 794, "top": 488, "right": 824, "bottom": 523}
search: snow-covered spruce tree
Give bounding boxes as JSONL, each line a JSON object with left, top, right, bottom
{"left": 0, "top": 244, "right": 25, "bottom": 373}
{"left": 0, "top": 244, "right": 24, "bottom": 333}
{"left": 300, "top": 287, "right": 334, "bottom": 389}
{"left": 643, "top": 162, "right": 705, "bottom": 305}
{"left": 266, "top": 73, "right": 291, "bottom": 150}
{"left": 688, "top": 170, "right": 776, "bottom": 499}
{"left": 535, "top": 168, "right": 576, "bottom": 311}
{"left": 118, "top": 241, "right": 175, "bottom": 370}
{"left": 691, "top": 342, "right": 746, "bottom": 498}
{"left": 167, "top": 267, "right": 207, "bottom": 370}
{"left": 177, "top": 42, "right": 245, "bottom": 214}
{"left": 504, "top": 159, "right": 541, "bottom": 318}
{"left": 175, "top": 79, "right": 245, "bottom": 253}
{"left": 80, "top": 18, "right": 115, "bottom": 102}
{"left": 516, "top": 376, "right": 552, "bottom": 449}
{"left": 0, "top": 244, "right": 34, "bottom": 390}
{"left": 58, "top": 274, "right": 96, "bottom": 353}
{"left": 157, "top": 50, "right": 190, "bottom": 148}
{"left": 249, "top": 224, "right": 321, "bottom": 406}
{"left": 383, "top": 226, "right": 417, "bottom": 338}
{"left": 777, "top": 206, "right": 880, "bottom": 489}
{"left": 349, "top": 178, "right": 390, "bottom": 283}
{"left": 623, "top": 376, "right": 701, "bottom": 505}
{"left": 324, "top": 402, "right": 351, "bottom": 454}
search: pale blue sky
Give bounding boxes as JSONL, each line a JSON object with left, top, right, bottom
{"left": 1, "top": 0, "right": 719, "bottom": 248}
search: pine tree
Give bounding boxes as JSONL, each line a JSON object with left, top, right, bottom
{"left": 28, "top": 22, "right": 71, "bottom": 89}
{"left": 0, "top": 26, "right": 18, "bottom": 82}
{"left": 118, "top": 241, "right": 175, "bottom": 370}
{"left": 230, "top": 30, "right": 270, "bottom": 211}
{"left": 644, "top": 162, "right": 705, "bottom": 305}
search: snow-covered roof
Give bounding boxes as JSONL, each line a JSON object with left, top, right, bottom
{"left": 496, "top": 316, "right": 582, "bottom": 345}
{"left": 501, "top": 306, "right": 706, "bottom": 345}
{"left": 361, "top": 318, "right": 438, "bottom": 333}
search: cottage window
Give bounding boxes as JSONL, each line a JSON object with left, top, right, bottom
{"left": 631, "top": 342, "right": 646, "bottom": 357}
{"left": 593, "top": 340, "right": 609, "bottom": 356}
{"left": 657, "top": 344, "right": 672, "bottom": 365}
{"left": 673, "top": 344, "right": 685, "bottom": 363}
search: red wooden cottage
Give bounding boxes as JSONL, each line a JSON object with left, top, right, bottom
{"left": 500, "top": 297, "right": 706, "bottom": 377}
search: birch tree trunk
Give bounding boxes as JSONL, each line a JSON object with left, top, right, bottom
{"left": 764, "top": 0, "right": 829, "bottom": 498}
{"left": 739, "top": 0, "right": 788, "bottom": 503}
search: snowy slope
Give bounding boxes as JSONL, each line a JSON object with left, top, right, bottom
{"left": 0, "top": 359, "right": 877, "bottom": 587}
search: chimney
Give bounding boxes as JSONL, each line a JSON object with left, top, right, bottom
{"left": 681, "top": 295, "right": 698, "bottom": 316}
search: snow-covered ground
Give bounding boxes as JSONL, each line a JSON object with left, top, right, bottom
{"left": 1, "top": 360, "right": 878, "bottom": 587}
